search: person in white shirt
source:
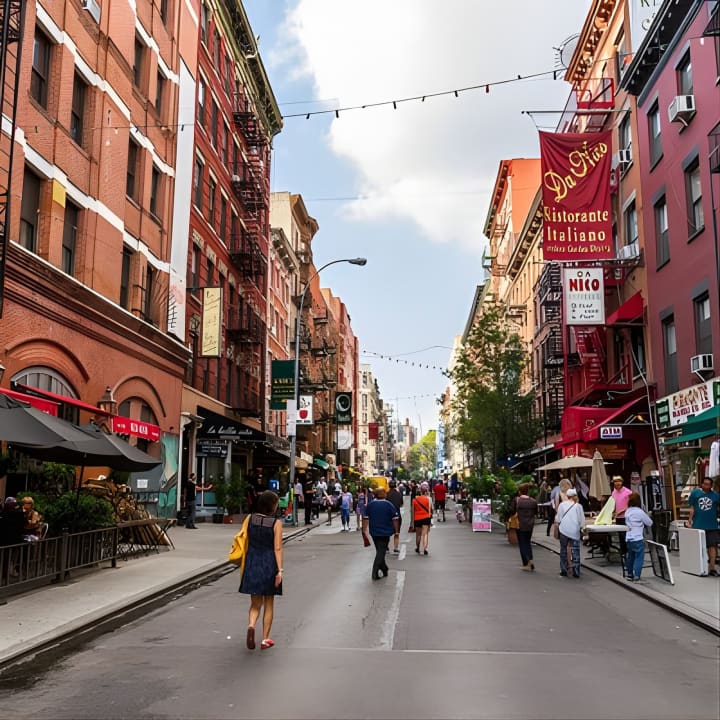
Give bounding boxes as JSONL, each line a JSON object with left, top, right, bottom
{"left": 556, "top": 489, "right": 586, "bottom": 578}
{"left": 293, "top": 479, "right": 303, "bottom": 521}
{"left": 624, "top": 492, "right": 653, "bottom": 582}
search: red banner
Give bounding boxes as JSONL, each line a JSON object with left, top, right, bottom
{"left": 368, "top": 422, "right": 379, "bottom": 440}
{"left": 539, "top": 130, "right": 613, "bottom": 261}
{"left": 112, "top": 415, "right": 161, "bottom": 442}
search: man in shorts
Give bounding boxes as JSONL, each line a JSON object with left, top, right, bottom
{"left": 433, "top": 477, "right": 447, "bottom": 522}
{"left": 687, "top": 476, "right": 720, "bottom": 576}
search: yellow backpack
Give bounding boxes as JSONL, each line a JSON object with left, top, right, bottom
{"left": 228, "top": 515, "right": 250, "bottom": 572}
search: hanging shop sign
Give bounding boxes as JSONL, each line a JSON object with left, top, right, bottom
{"left": 563, "top": 267, "right": 605, "bottom": 325}
{"left": 197, "top": 440, "right": 229, "bottom": 457}
{"left": 112, "top": 416, "right": 161, "bottom": 442}
{"left": 200, "top": 287, "right": 222, "bottom": 357}
{"left": 629, "top": 0, "right": 662, "bottom": 52}
{"left": 271, "top": 360, "right": 295, "bottom": 410}
{"left": 296, "top": 394, "right": 314, "bottom": 425}
{"left": 198, "top": 407, "right": 265, "bottom": 441}
{"left": 335, "top": 392, "right": 352, "bottom": 425}
{"left": 655, "top": 380, "right": 719, "bottom": 429}
{"left": 600, "top": 425, "right": 623, "bottom": 440}
{"left": 539, "top": 130, "right": 613, "bottom": 261}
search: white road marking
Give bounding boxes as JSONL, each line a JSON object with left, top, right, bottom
{"left": 295, "top": 646, "right": 587, "bottom": 655}
{"left": 379, "top": 570, "right": 405, "bottom": 651}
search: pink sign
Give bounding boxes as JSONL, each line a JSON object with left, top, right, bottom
{"left": 472, "top": 499, "right": 492, "bottom": 533}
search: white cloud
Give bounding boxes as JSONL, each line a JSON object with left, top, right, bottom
{"left": 279, "top": 0, "right": 591, "bottom": 253}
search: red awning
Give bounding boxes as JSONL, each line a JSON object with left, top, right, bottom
{"left": 112, "top": 416, "right": 161, "bottom": 442}
{"left": 582, "top": 396, "right": 648, "bottom": 441}
{"left": 0, "top": 388, "right": 60, "bottom": 416}
{"left": 606, "top": 291, "right": 643, "bottom": 325}
{"left": 15, "top": 384, "right": 112, "bottom": 417}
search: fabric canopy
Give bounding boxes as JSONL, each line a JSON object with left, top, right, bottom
{"left": 538, "top": 455, "right": 595, "bottom": 471}
{"left": 662, "top": 429, "right": 715, "bottom": 446}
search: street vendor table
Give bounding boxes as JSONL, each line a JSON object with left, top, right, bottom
{"left": 585, "top": 523, "right": 629, "bottom": 573}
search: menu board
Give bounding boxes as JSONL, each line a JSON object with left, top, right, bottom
{"left": 647, "top": 540, "right": 675, "bottom": 584}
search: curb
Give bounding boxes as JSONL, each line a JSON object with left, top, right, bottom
{"left": 0, "top": 523, "right": 315, "bottom": 672}
{"left": 532, "top": 538, "right": 720, "bottom": 637}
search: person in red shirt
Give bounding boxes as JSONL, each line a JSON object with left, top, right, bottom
{"left": 433, "top": 479, "right": 447, "bottom": 522}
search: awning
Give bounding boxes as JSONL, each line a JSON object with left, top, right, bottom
{"left": 582, "top": 395, "right": 649, "bottom": 441}
{"left": 605, "top": 291, "right": 643, "bottom": 325}
{"left": 197, "top": 407, "right": 266, "bottom": 442}
{"left": 111, "top": 416, "right": 161, "bottom": 442}
{"left": 15, "top": 384, "right": 112, "bottom": 416}
{"left": 314, "top": 458, "right": 329, "bottom": 469}
{"left": 295, "top": 457, "right": 309, "bottom": 469}
{"left": 0, "top": 387, "right": 60, "bottom": 415}
{"left": 664, "top": 403, "right": 720, "bottom": 440}
{"left": 662, "top": 429, "right": 715, "bottom": 446}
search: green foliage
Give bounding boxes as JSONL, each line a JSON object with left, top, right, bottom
{"left": 450, "top": 301, "right": 542, "bottom": 471}
{"left": 214, "top": 466, "right": 250, "bottom": 514}
{"left": 462, "top": 474, "right": 495, "bottom": 500}
{"left": 40, "top": 463, "right": 77, "bottom": 495}
{"left": 406, "top": 430, "right": 438, "bottom": 481}
{"left": 43, "top": 493, "right": 115, "bottom": 535}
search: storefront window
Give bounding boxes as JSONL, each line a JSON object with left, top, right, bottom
{"left": 11, "top": 367, "right": 78, "bottom": 422}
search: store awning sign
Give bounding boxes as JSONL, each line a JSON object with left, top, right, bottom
{"left": 200, "top": 287, "right": 222, "bottom": 357}
{"left": 271, "top": 360, "right": 295, "bottom": 410}
{"left": 656, "top": 380, "right": 719, "bottom": 428}
{"left": 297, "top": 395, "right": 314, "bottom": 425}
{"left": 539, "top": 130, "right": 613, "bottom": 261}
{"left": 198, "top": 407, "right": 265, "bottom": 441}
{"left": 600, "top": 425, "right": 623, "bottom": 440}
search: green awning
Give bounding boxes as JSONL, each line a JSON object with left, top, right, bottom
{"left": 674, "top": 404, "right": 720, "bottom": 439}
{"left": 313, "top": 458, "right": 329, "bottom": 469}
{"left": 662, "top": 429, "right": 716, "bottom": 446}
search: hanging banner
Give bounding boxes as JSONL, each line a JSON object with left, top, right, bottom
{"left": 297, "top": 394, "right": 314, "bottom": 425}
{"left": 368, "top": 422, "right": 379, "bottom": 440}
{"left": 472, "top": 498, "right": 492, "bottom": 532}
{"left": 629, "top": 0, "right": 662, "bottom": 52}
{"left": 335, "top": 392, "right": 352, "bottom": 425}
{"left": 200, "top": 287, "right": 222, "bottom": 357}
{"left": 563, "top": 267, "right": 605, "bottom": 325}
{"left": 271, "top": 359, "right": 295, "bottom": 410}
{"left": 540, "top": 130, "right": 613, "bottom": 261}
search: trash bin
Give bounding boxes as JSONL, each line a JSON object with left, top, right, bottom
{"left": 652, "top": 510, "right": 672, "bottom": 546}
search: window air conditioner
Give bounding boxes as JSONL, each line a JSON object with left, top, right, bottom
{"left": 690, "top": 353, "right": 714, "bottom": 373}
{"left": 617, "top": 240, "right": 639, "bottom": 260}
{"left": 617, "top": 147, "right": 632, "bottom": 164}
{"left": 82, "top": 0, "right": 101, "bottom": 23}
{"left": 668, "top": 95, "right": 696, "bottom": 123}
{"left": 231, "top": 174, "right": 241, "bottom": 184}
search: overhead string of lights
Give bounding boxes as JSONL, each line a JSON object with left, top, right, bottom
{"left": 361, "top": 350, "right": 449, "bottom": 375}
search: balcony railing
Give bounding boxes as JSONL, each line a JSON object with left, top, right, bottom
{"left": 227, "top": 305, "right": 265, "bottom": 344}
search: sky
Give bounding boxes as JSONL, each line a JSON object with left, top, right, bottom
{"left": 244, "top": 0, "right": 592, "bottom": 437}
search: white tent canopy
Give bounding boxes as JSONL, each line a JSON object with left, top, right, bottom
{"left": 538, "top": 456, "right": 595, "bottom": 471}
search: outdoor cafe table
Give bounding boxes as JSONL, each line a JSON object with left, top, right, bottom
{"left": 585, "top": 523, "right": 629, "bottom": 573}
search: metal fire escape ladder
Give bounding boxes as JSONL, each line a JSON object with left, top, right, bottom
{"left": 0, "top": 0, "right": 26, "bottom": 318}
{"left": 572, "top": 326, "right": 606, "bottom": 385}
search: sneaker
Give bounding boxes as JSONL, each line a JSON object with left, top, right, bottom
{"left": 708, "top": 569, "right": 719, "bottom": 576}
{"left": 559, "top": 572, "right": 568, "bottom": 577}
{"left": 625, "top": 576, "right": 635, "bottom": 582}
{"left": 393, "top": 549, "right": 399, "bottom": 554}
{"left": 632, "top": 577, "right": 641, "bottom": 582}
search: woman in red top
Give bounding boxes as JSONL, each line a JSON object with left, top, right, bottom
{"left": 412, "top": 483, "right": 434, "bottom": 555}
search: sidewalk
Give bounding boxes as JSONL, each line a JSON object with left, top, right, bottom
{"left": 531, "top": 524, "right": 720, "bottom": 634}
{"left": 0, "top": 516, "right": 318, "bottom": 667}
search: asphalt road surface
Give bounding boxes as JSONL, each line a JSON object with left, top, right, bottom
{"left": 1, "top": 511, "right": 718, "bottom": 720}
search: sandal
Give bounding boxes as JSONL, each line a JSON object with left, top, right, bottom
{"left": 246, "top": 627, "right": 256, "bottom": 650}
{"left": 260, "top": 639, "right": 275, "bottom": 650}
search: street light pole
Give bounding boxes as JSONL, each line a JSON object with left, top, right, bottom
{"left": 288, "top": 257, "right": 367, "bottom": 525}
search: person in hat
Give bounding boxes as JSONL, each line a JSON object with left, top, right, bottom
{"left": 362, "top": 487, "right": 400, "bottom": 580}
{"left": 556, "top": 488, "right": 586, "bottom": 578}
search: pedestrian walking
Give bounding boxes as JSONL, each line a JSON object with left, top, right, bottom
{"left": 184, "top": 473, "right": 198, "bottom": 529}
{"left": 240, "top": 490, "right": 283, "bottom": 651}
{"left": 686, "top": 476, "right": 720, "bottom": 576}
{"left": 386, "top": 479, "right": 404, "bottom": 552}
{"left": 303, "top": 477, "right": 315, "bottom": 526}
{"left": 547, "top": 480, "right": 559, "bottom": 536}
{"left": 510, "top": 482, "right": 538, "bottom": 571}
{"left": 556, "top": 488, "right": 585, "bottom": 578}
{"left": 624, "top": 492, "right": 653, "bottom": 582}
{"left": 433, "top": 477, "right": 447, "bottom": 522}
{"left": 340, "top": 485, "right": 354, "bottom": 531}
{"left": 611, "top": 475, "right": 632, "bottom": 558}
{"left": 412, "top": 482, "right": 433, "bottom": 555}
{"left": 355, "top": 486, "right": 367, "bottom": 530}
{"left": 293, "top": 477, "right": 304, "bottom": 524}
{"left": 362, "top": 487, "right": 400, "bottom": 580}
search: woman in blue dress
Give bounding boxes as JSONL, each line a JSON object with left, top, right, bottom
{"left": 240, "top": 490, "right": 283, "bottom": 650}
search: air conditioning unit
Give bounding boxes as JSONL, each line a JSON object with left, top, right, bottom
{"left": 81, "top": 0, "right": 101, "bottom": 23}
{"left": 690, "top": 353, "right": 714, "bottom": 373}
{"left": 668, "top": 95, "right": 696, "bottom": 123}
{"left": 617, "top": 147, "right": 632, "bottom": 164}
{"left": 617, "top": 240, "right": 639, "bottom": 260}
{"left": 231, "top": 174, "right": 241, "bottom": 184}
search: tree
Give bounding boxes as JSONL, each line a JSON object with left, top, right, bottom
{"left": 451, "top": 301, "right": 541, "bottom": 472}
{"left": 406, "top": 430, "right": 438, "bottom": 481}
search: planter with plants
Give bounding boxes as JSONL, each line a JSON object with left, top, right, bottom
{"left": 213, "top": 468, "right": 250, "bottom": 524}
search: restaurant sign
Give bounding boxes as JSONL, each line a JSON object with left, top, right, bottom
{"left": 563, "top": 267, "right": 605, "bottom": 325}
{"left": 655, "top": 379, "right": 719, "bottom": 429}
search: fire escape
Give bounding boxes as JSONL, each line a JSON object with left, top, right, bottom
{"left": 0, "top": 1, "right": 25, "bottom": 318}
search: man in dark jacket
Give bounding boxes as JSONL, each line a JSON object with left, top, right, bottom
{"left": 363, "top": 488, "right": 400, "bottom": 580}
{"left": 386, "top": 480, "right": 404, "bottom": 553}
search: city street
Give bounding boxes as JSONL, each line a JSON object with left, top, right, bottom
{"left": 0, "top": 515, "right": 717, "bottom": 720}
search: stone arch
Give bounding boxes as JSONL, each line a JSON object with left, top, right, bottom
{"left": 113, "top": 375, "right": 168, "bottom": 424}
{"left": 6, "top": 338, "right": 91, "bottom": 388}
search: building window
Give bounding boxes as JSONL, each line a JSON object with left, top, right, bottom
{"left": 654, "top": 196, "right": 669, "bottom": 267}
{"left": 20, "top": 168, "right": 41, "bottom": 253}
{"left": 133, "top": 36, "right": 145, "bottom": 88}
{"left": 210, "top": 100, "right": 218, "bottom": 147}
{"left": 222, "top": 123, "right": 229, "bottom": 165}
{"left": 207, "top": 257, "right": 214, "bottom": 286}
{"left": 208, "top": 177, "right": 216, "bottom": 225}
{"left": 219, "top": 195, "right": 227, "bottom": 240}
{"left": 70, "top": 73, "right": 87, "bottom": 145}
{"left": 618, "top": 113, "right": 632, "bottom": 160}
{"left": 213, "top": 29, "right": 220, "bottom": 68}
{"left": 648, "top": 103, "right": 662, "bottom": 166}
{"left": 191, "top": 245, "right": 200, "bottom": 291}
{"left": 144, "top": 264, "right": 155, "bottom": 323}
{"left": 200, "top": 3, "right": 208, "bottom": 45}
{"left": 614, "top": 31, "right": 628, "bottom": 84}
{"left": 663, "top": 317, "right": 678, "bottom": 393}
{"left": 120, "top": 248, "right": 133, "bottom": 309}
{"left": 677, "top": 52, "right": 693, "bottom": 95}
{"left": 225, "top": 56, "right": 233, "bottom": 95}
{"left": 155, "top": 71, "right": 165, "bottom": 115}
{"left": 160, "top": 0, "right": 168, "bottom": 25}
{"left": 694, "top": 294, "right": 712, "bottom": 356}
{"left": 193, "top": 158, "right": 204, "bottom": 209}
{"left": 31, "top": 29, "right": 51, "bottom": 108}
{"left": 62, "top": 201, "right": 79, "bottom": 276}
{"left": 623, "top": 200, "right": 638, "bottom": 249}
{"left": 197, "top": 80, "right": 206, "bottom": 128}
{"left": 685, "top": 159, "right": 704, "bottom": 237}
{"left": 150, "top": 165, "right": 161, "bottom": 218}
{"left": 127, "top": 140, "right": 139, "bottom": 200}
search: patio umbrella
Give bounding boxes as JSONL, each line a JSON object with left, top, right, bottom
{"left": 589, "top": 449, "right": 609, "bottom": 500}
{"left": 537, "top": 456, "right": 595, "bottom": 471}
{"left": 0, "top": 394, "right": 92, "bottom": 446}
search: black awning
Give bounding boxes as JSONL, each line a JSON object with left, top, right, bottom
{"left": 197, "top": 407, "right": 266, "bottom": 442}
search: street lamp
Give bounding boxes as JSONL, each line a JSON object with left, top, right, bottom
{"left": 288, "top": 257, "right": 367, "bottom": 524}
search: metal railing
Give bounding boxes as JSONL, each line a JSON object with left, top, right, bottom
{"left": 0, "top": 520, "right": 174, "bottom": 598}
